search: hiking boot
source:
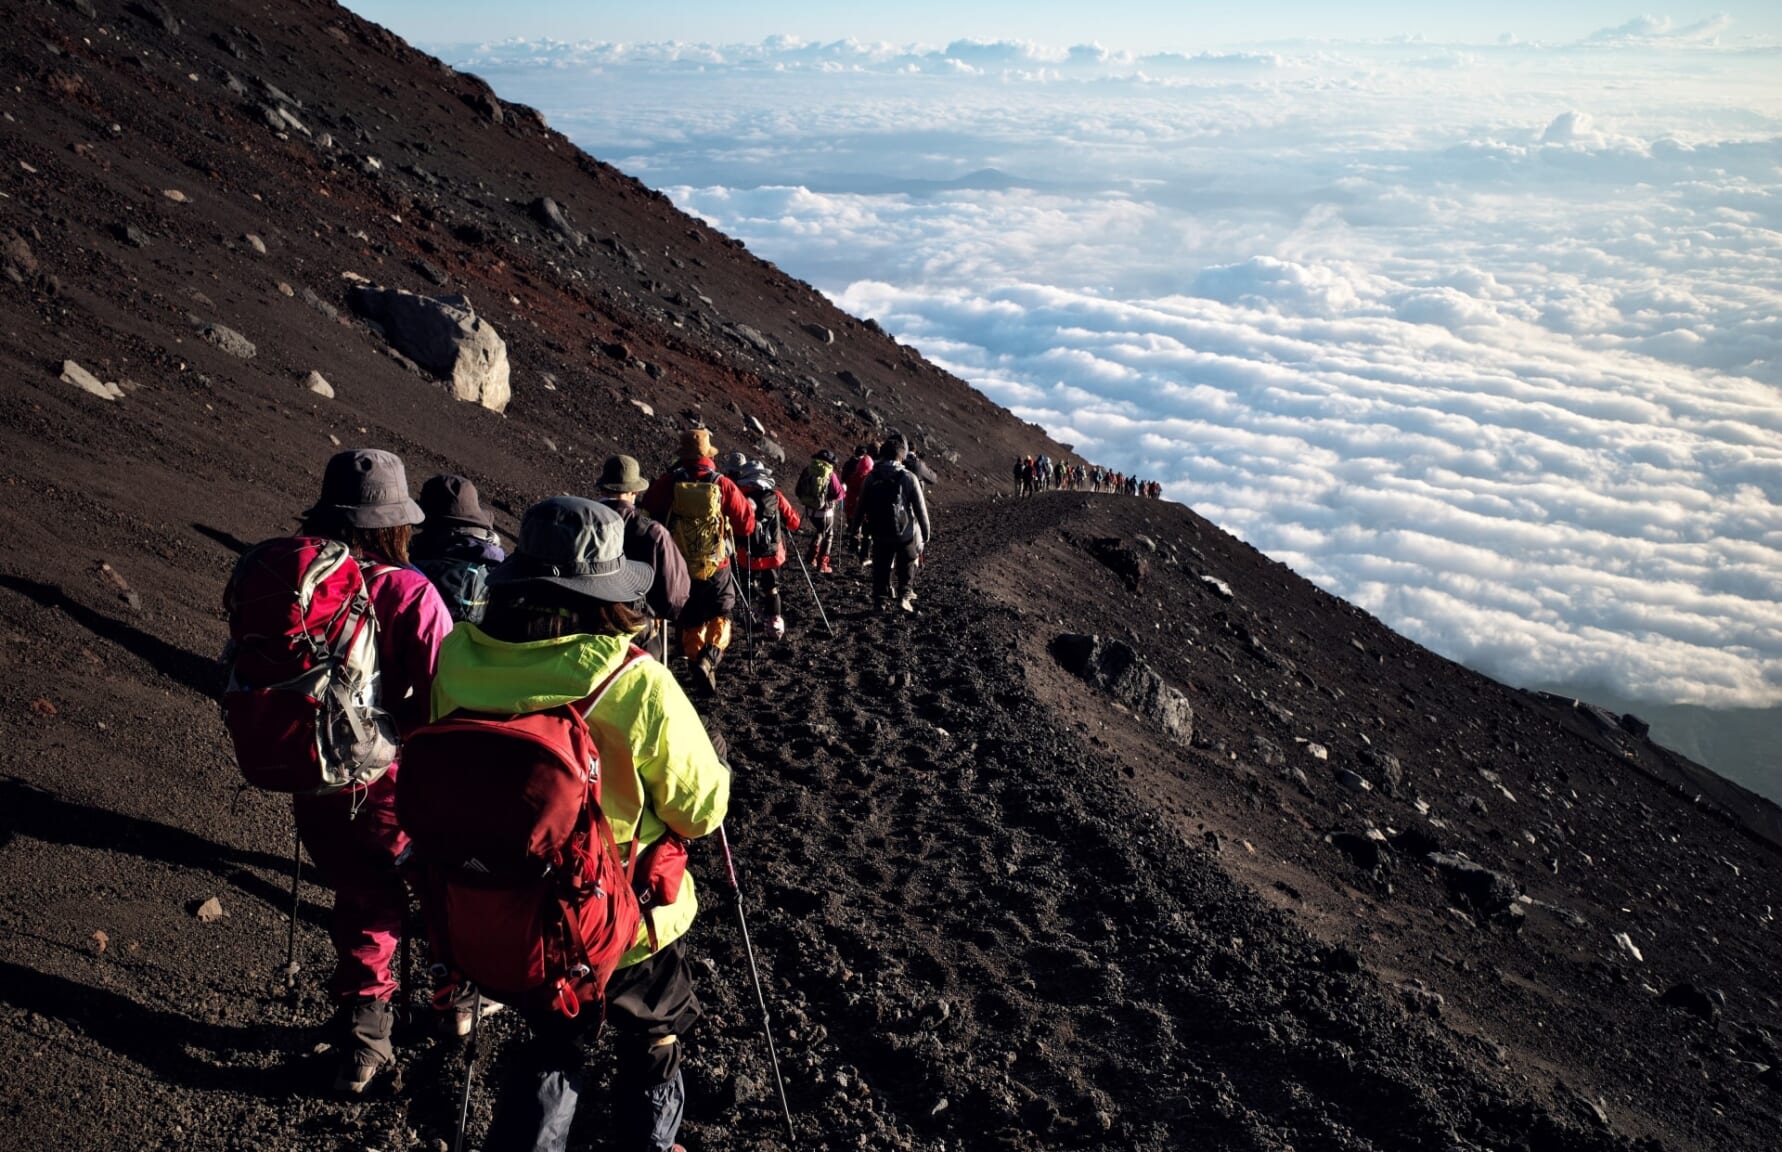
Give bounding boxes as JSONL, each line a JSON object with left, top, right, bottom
{"left": 332, "top": 1047, "right": 384, "bottom": 1096}
{"left": 694, "top": 646, "right": 721, "bottom": 695}
{"left": 332, "top": 997, "right": 394, "bottom": 1095}
{"left": 818, "top": 556, "right": 833, "bottom": 574}
{"left": 899, "top": 593, "right": 916, "bottom": 614}
{"left": 769, "top": 615, "right": 786, "bottom": 640}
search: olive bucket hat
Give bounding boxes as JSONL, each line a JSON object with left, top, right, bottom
{"left": 302, "top": 448, "right": 425, "bottom": 529}
{"left": 487, "top": 496, "right": 653, "bottom": 604}
{"left": 596, "top": 455, "right": 650, "bottom": 494}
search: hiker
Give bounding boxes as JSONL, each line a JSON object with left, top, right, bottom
{"left": 426, "top": 497, "right": 731, "bottom": 1152}
{"left": 861, "top": 432, "right": 932, "bottom": 613}
{"left": 641, "top": 428, "right": 754, "bottom": 695}
{"left": 841, "top": 443, "right": 875, "bottom": 566}
{"left": 597, "top": 454, "right": 690, "bottom": 650}
{"left": 291, "top": 450, "right": 451, "bottom": 1093}
{"left": 412, "top": 474, "right": 506, "bottom": 625}
{"left": 906, "top": 450, "right": 938, "bottom": 487}
{"left": 795, "top": 449, "right": 845, "bottom": 573}
{"left": 730, "top": 459, "right": 802, "bottom": 640}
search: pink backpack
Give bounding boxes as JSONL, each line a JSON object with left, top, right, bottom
{"left": 221, "top": 537, "right": 397, "bottom": 794}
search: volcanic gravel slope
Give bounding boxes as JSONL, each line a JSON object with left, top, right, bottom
{"left": 2, "top": 1, "right": 1781, "bottom": 1151}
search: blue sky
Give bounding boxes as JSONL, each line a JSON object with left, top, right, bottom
{"left": 349, "top": 2, "right": 1782, "bottom": 49}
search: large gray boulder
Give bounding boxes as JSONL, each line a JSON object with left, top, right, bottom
{"left": 1051, "top": 633, "right": 1193, "bottom": 746}
{"left": 349, "top": 287, "right": 510, "bottom": 413}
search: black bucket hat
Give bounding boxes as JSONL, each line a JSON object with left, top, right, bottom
{"left": 302, "top": 448, "right": 424, "bottom": 529}
{"left": 419, "top": 473, "right": 495, "bottom": 529}
{"left": 487, "top": 496, "right": 653, "bottom": 604}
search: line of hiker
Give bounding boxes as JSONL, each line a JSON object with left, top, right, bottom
{"left": 218, "top": 425, "right": 935, "bottom": 1151}
{"left": 1012, "top": 453, "right": 1163, "bottom": 499}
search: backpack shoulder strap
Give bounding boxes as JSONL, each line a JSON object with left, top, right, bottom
{"left": 579, "top": 647, "right": 653, "bottom": 720}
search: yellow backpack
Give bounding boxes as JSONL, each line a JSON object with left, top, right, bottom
{"left": 669, "top": 474, "right": 727, "bottom": 580}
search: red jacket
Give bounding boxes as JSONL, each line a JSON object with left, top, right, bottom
{"left": 640, "top": 458, "right": 756, "bottom": 570}
{"left": 740, "top": 488, "right": 802, "bottom": 570}
{"left": 842, "top": 453, "right": 874, "bottom": 521}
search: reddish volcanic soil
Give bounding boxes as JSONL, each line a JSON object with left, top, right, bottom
{"left": 1, "top": 2, "right": 1778, "bottom": 1151}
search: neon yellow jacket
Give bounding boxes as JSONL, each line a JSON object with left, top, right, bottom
{"left": 430, "top": 626, "right": 730, "bottom": 968}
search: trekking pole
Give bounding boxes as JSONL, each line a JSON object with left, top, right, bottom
{"left": 716, "top": 826, "right": 797, "bottom": 1146}
{"left": 788, "top": 536, "right": 833, "bottom": 637}
{"left": 726, "top": 542, "right": 757, "bottom": 671}
{"left": 284, "top": 823, "right": 302, "bottom": 992}
{"left": 452, "top": 989, "right": 484, "bottom": 1152}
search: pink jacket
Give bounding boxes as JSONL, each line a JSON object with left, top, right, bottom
{"left": 363, "top": 560, "right": 453, "bottom": 741}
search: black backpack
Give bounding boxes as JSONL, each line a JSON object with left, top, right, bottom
{"left": 746, "top": 487, "right": 781, "bottom": 558}
{"left": 416, "top": 554, "right": 492, "bottom": 624}
{"left": 865, "top": 469, "right": 914, "bottom": 543}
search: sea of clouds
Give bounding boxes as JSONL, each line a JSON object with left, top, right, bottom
{"left": 441, "top": 19, "right": 1782, "bottom": 712}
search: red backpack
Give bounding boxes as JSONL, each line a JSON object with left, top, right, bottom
{"left": 398, "top": 649, "right": 649, "bottom": 1021}
{"left": 221, "top": 537, "right": 398, "bottom": 794}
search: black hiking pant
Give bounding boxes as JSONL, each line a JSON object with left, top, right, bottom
{"left": 871, "top": 537, "right": 921, "bottom": 603}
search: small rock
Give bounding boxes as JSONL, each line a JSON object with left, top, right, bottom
{"left": 758, "top": 437, "right": 786, "bottom": 464}
{"left": 745, "top": 414, "right": 767, "bottom": 436}
{"left": 198, "top": 323, "right": 256, "bottom": 359}
{"left": 60, "top": 359, "right": 123, "bottom": 401}
{"left": 1200, "top": 574, "right": 1234, "bottom": 600}
{"left": 1398, "top": 980, "right": 1445, "bottom": 1017}
{"left": 803, "top": 322, "right": 835, "bottom": 344}
{"left": 1335, "top": 768, "right": 1372, "bottom": 792}
{"left": 194, "top": 897, "right": 226, "bottom": 923}
{"left": 277, "top": 282, "right": 294, "bottom": 297}
{"left": 1613, "top": 932, "right": 1644, "bottom": 963}
{"left": 303, "top": 370, "right": 334, "bottom": 398}
{"left": 630, "top": 398, "right": 654, "bottom": 417}
{"left": 243, "top": 233, "right": 266, "bottom": 254}
{"left": 528, "top": 196, "right": 583, "bottom": 247}
{"left": 1308, "top": 743, "right": 1330, "bottom": 762}
{"left": 90, "top": 929, "right": 108, "bottom": 954}
{"left": 31, "top": 697, "right": 58, "bottom": 717}
{"left": 113, "top": 222, "right": 151, "bottom": 248}
{"left": 1428, "top": 852, "right": 1521, "bottom": 917}
{"left": 1659, "top": 982, "right": 1721, "bottom": 1022}
{"left": 162, "top": 188, "right": 189, "bottom": 203}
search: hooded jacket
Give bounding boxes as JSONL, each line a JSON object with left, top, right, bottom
{"left": 842, "top": 452, "right": 874, "bottom": 521}
{"left": 430, "top": 627, "right": 730, "bottom": 967}
{"left": 862, "top": 459, "right": 931, "bottom": 550}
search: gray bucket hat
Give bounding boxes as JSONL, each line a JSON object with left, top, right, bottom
{"left": 303, "top": 448, "right": 424, "bottom": 529}
{"left": 487, "top": 496, "right": 653, "bottom": 604}
{"left": 597, "top": 454, "right": 650, "bottom": 494}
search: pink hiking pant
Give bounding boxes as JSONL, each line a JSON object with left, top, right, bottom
{"left": 293, "top": 768, "right": 410, "bottom": 1002}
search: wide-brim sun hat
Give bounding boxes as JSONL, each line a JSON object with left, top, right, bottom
{"left": 302, "top": 448, "right": 425, "bottom": 529}
{"left": 486, "top": 495, "right": 653, "bottom": 604}
{"left": 679, "top": 427, "right": 714, "bottom": 462}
